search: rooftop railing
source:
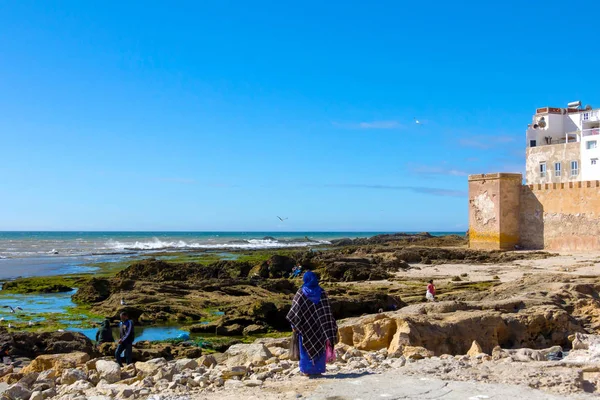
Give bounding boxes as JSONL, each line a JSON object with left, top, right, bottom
{"left": 582, "top": 128, "right": 600, "bottom": 137}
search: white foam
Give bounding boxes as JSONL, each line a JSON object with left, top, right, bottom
{"left": 105, "top": 237, "right": 330, "bottom": 251}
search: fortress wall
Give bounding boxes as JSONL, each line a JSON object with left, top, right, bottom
{"left": 468, "top": 173, "right": 522, "bottom": 250}
{"left": 520, "top": 181, "right": 600, "bottom": 251}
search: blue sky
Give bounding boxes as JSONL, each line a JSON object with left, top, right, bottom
{"left": 1, "top": 0, "right": 599, "bottom": 231}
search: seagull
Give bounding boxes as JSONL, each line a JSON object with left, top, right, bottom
{"left": 57, "top": 329, "right": 65, "bottom": 332}
{"left": 120, "top": 298, "right": 126, "bottom": 306}
{"left": 7, "top": 324, "right": 13, "bottom": 329}
{"left": 277, "top": 216, "right": 288, "bottom": 222}
{"left": 0, "top": 318, "right": 4, "bottom": 323}
{"left": 28, "top": 321, "right": 34, "bottom": 326}
{"left": 414, "top": 117, "right": 422, "bottom": 125}
{"left": 3, "top": 306, "right": 22, "bottom": 314}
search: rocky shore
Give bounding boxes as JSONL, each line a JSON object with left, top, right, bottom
{"left": 1, "top": 329, "right": 600, "bottom": 399}
{"left": 2, "top": 235, "right": 600, "bottom": 398}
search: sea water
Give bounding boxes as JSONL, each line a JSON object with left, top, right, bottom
{"left": 0, "top": 231, "right": 462, "bottom": 280}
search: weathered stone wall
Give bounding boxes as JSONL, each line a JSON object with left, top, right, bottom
{"left": 520, "top": 181, "right": 600, "bottom": 251}
{"left": 468, "top": 173, "right": 522, "bottom": 250}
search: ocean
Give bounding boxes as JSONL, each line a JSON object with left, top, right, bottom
{"left": 0, "top": 231, "right": 461, "bottom": 280}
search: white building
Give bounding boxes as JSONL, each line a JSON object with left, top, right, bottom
{"left": 525, "top": 101, "right": 600, "bottom": 184}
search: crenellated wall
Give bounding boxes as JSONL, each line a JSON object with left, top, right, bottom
{"left": 469, "top": 174, "right": 600, "bottom": 252}
{"left": 520, "top": 181, "right": 600, "bottom": 251}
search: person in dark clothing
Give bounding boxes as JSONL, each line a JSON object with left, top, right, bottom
{"left": 0, "top": 343, "right": 11, "bottom": 365}
{"left": 115, "top": 312, "right": 134, "bottom": 367}
{"left": 95, "top": 318, "right": 114, "bottom": 345}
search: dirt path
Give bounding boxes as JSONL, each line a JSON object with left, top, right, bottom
{"left": 181, "top": 371, "right": 596, "bottom": 400}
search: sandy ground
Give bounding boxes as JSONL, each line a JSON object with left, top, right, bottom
{"left": 394, "top": 251, "right": 600, "bottom": 284}
{"left": 182, "top": 371, "right": 596, "bottom": 400}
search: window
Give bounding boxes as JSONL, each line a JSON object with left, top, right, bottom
{"left": 529, "top": 140, "right": 536, "bottom": 148}
{"left": 592, "top": 158, "right": 598, "bottom": 165}
{"left": 587, "top": 140, "right": 597, "bottom": 150}
{"left": 540, "top": 162, "right": 547, "bottom": 178}
{"left": 571, "top": 161, "right": 579, "bottom": 176}
{"left": 554, "top": 162, "right": 561, "bottom": 177}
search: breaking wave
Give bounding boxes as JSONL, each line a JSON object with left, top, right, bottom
{"left": 105, "top": 237, "right": 330, "bottom": 251}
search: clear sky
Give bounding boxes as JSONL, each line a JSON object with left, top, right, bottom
{"left": 1, "top": 0, "right": 599, "bottom": 231}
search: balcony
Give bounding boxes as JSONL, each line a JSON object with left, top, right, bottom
{"left": 582, "top": 110, "right": 600, "bottom": 123}
{"left": 583, "top": 128, "right": 600, "bottom": 137}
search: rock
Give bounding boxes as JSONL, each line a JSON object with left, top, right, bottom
{"left": 41, "top": 388, "right": 56, "bottom": 399}
{"left": 243, "top": 325, "right": 268, "bottom": 336}
{"left": 36, "top": 370, "right": 56, "bottom": 382}
{"left": 402, "top": 346, "right": 433, "bottom": 360}
{"left": 0, "top": 331, "right": 94, "bottom": 359}
{"left": 243, "top": 379, "right": 263, "bottom": 387}
{"left": 95, "top": 360, "right": 121, "bottom": 384}
{"left": 223, "top": 344, "right": 272, "bottom": 367}
{"left": 492, "top": 346, "right": 509, "bottom": 360}
{"left": 62, "top": 380, "right": 94, "bottom": 393}
{"left": 338, "top": 301, "right": 581, "bottom": 356}
{"left": 30, "top": 391, "right": 43, "bottom": 400}
{"left": 3, "top": 373, "right": 24, "bottom": 384}
{"left": 134, "top": 358, "right": 167, "bottom": 377}
{"left": 467, "top": 340, "right": 484, "bottom": 357}
{"left": 0, "top": 365, "right": 14, "bottom": 378}
{"left": 17, "top": 373, "right": 38, "bottom": 389}
{"left": 88, "top": 371, "right": 100, "bottom": 385}
{"left": 217, "top": 324, "right": 244, "bottom": 336}
{"left": 117, "top": 388, "right": 134, "bottom": 398}
{"left": 254, "top": 337, "right": 291, "bottom": 349}
{"left": 61, "top": 369, "right": 87, "bottom": 385}
{"left": 154, "top": 366, "right": 174, "bottom": 382}
{"left": 196, "top": 355, "right": 217, "bottom": 368}
{"left": 174, "top": 358, "right": 198, "bottom": 373}
{"left": 4, "top": 384, "right": 32, "bottom": 400}
{"left": 571, "top": 332, "right": 591, "bottom": 350}
{"left": 510, "top": 348, "right": 546, "bottom": 362}
{"left": 221, "top": 366, "right": 247, "bottom": 379}
{"left": 22, "top": 352, "right": 91, "bottom": 374}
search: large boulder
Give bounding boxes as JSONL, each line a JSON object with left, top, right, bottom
{"left": 4, "top": 384, "right": 31, "bottom": 400}
{"left": 72, "top": 277, "right": 112, "bottom": 303}
{"left": 0, "top": 331, "right": 94, "bottom": 359}
{"left": 22, "top": 352, "right": 91, "bottom": 374}
{"left": 61, "top": 368, "right": 88, "bottom": 385}
{"left": 95, "top": 360, "right": 121, "bottom": 384}
{"left": 338, "top": 302, "right": 583, "bottom": 356}
{"left": 173, "top": 358, "right": 198, "bottom": 373}
{"left": 223, "top": 343, "right": 272, "bottom": 367}
{"left": 135, "top": 358, "right": 167, "bottom": 377}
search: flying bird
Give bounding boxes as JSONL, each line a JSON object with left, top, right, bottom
{"left": 3, "top": 306, "right": 22, "bottom": 314}
{"left": 277, "top": 216, "right": 288, "bottom": 222}
{"left": 414, "top": 117, "right": 421, "bottom": 125}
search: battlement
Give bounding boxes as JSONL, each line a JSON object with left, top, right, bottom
{"left": 526, "top": 180, "right": 600, "bottom": 191}
{"left": 469, "top": 173, "right": 600, "bottom": 251}
{"left": 468, "top": 173, "right": 523, "bottom": 182}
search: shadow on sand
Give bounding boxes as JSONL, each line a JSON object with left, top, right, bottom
{"left": 309, "top": 372, "right": 372, "bottom": 380}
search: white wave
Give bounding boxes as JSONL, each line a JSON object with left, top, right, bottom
{"left": 105, "top": 237, "right": 330, "bottom": 251}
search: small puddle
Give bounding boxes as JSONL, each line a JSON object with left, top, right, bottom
{"left": 70, "top": 326, "right": 190, "bottom": 343}
{"left": 0, "top": 291, "right": 222, "bottom": 343}
{"left": 0, "top": 290, "right": 78, "bottom": 321}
